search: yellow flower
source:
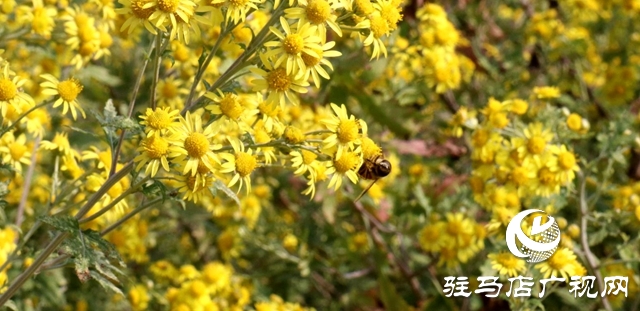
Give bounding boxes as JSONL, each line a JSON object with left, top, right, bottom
{"left": 0, "top": 64, "right": 34, "bottom": 118}
{"left": 299, "top": 41, "right": 342, "bottom": 88}
{"left": 176, "top": 172, "right": 214, "bottom": 203}
{"left": 251, "top": 53, "right": 310, "bottom": 108}
{"left": 322, "top": 103, "right": 366, "bottom": 159}
{"left": 488, "top": 252, "right": 526, "bottom": 277}
{"left": 264, "top": 18, "right": 323, "bottom": 78}
{"left": 0, "top": 133, "right": 31, "bottom": 173}
{"left": 326, "top": 149, "right": 362, "bottom": 191}
{"left": 169, "top": 111, "right": 221, "bottom": 176}
{"left": 128, "top": 284, "right": 150, "bottom": 311}
{"left": 224, "top": 0, "right": 261, "bottom": 24}
{"left": 356, "top": 13, "right": 390, "bottom": 59}
{"left": 418, "top": 222, "right": 446, "bottom": 252}
{"left": 134, "top": 135, "right": 179, "bottom": 177}
{"left": 551, "top": 144, "right": 580, "bottom": 184}
{"left": 219, "top": 138, "right": 259, "bottom": 195}
{"left": 145, "top": 0, "right": 196, "bottom": 32}
{"left": 116, "top": 0, "right": 159, "bottom": 34}
{"left": 40, "top": 74, "right": 86, "bottom": 120}
{"left": 285, "top": 0, "right": 343, "bottom": 38}
{"left": 533, "top": 86, "right": 561, "bottom": 99}
{"left": 40, "top": 132, "right": 78, "bottom": 158}
{"left": 139, "top": 106, "right": 181, "bottom": 137}
{"left": 534, "top": 247, "right": 580, "bottom": 280}
{"left": 291, "top": 149, "right": 318, "bottom": 179}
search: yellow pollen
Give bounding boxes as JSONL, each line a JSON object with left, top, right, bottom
{"left": 0, "top": 78, "right": 17, "bottom": 101}
{"left": 160, "top": 81, "right": 178, "bottom": 99}
{"left": 301, "top": 150, "right": 317, "bottom": 164}
{"left": 336, "top": 119, "right": 360, "bottom": 143}
{"left": 306, "top": 0, "right": 331, "bottom": 24}
{"left": 157, "top": 0, "right": 179, "bottom": 12}
{"left": 267, "top": 68, "right": 291, "bottom": 92}
{"left": 369, "top": 15, "right": 390, "bottom": 38}
{"left": 301, "top": 48, "right": 322, "bottom": 66}
{"left": 283, "top": 34, "right": 304, "bottom": 55}
{"left": 147, "top": 109, "right": 172, "bottom": 130}
{"left": 558, "top": 152, "right": 576, "bottom": 170}
{"left": 219, "top": 94, "right": 244, "bottom": 119}
{"left": 131, "top": 0, "right": 155, "bottom": 19}
{"left": 57, "top": 78, "right": 83, "bottom": 102}
{"left": 143, "top": 136, "right": 169, "bottom": 159}
{"left": 9, "top": 142, "right": 27, "bottom": 161}
{"left": 235, "top": 152, "right": 257, "bottom": 177}
{"left": 184, "top": 132, "right": 210, "bottom": 158}
{"left": 527, "top": 136, "right": 546, "bottom": 154}
{"left": 333, "top": 152, "right": 359, "bottom": 173}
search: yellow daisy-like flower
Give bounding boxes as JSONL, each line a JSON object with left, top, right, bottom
{"left": 169, "top": 111, "right": 221, "bottom": 176}
{"left": 488, "top": 252, "right": 526, "bottom": 277}
{"left": 175, "top": 172, "right": 214, "bottom": 203}
{"left": 139, "top": 106, "right": 181, "bottom": 137}
{"left": 116, "top": 0, "right": 159, "bottom": 34}
{"left": 550, "top": 144, "right": 580, "bottom": 184}
{"left": 534, "top": 247, "right": 580, "bottom": 280}
{"left": 145, "top": 0, "right": 196, "bottom": 32}
{"left": 224, "top": 0, "right": 262, "bottom": 24}
{"left": 40, "top": 132, "right": 78, "bottom": 158}
{"left": 264, "top": 18, "right": 323, "bottom": 77}
{"left": 0, "top": 133, "right": 31, "bottom": 173}
{"left": 290, "top": 149, "right": 318, "bottom": 179}
{"left": 156, "top": 77, "right": 189, "bottom": 109}
{"left": 326, "top": 148, "right": 362, "bottom": 191}
{"left": 39, "top": 74, "right": 86, "bottom": 120}
{"left": 204, "top": 90, "right": 258, "bottom": 123}
{"left": 219, "top": 138, "right": 259, "bottom": 195}
{"left": 418, "top": 222, "right": 446, "bottom": 253}
{"left": 25, "top": 0, "right": 57, "bottom": 39}
{"left": 299, "top": 41, "right": 342, "bottom": 88}
{"left": 134, "top": 135, "right": 180, "bottom": 177}
{"left": 322, "top": 103, "right": 367, "bottom": 159}
{"left": 514, "top": 122, "right": 554, "bottom": 165}
{"left": 285, "top": 0, "right": 343, "bottom": 38}
{"left": 0, "top": 64, "right": 34, "bottom": 118}
{"left": 250, "top": 54, "right": 310, "bottom": 108}
{"left": 356, "top": 13, "right": 390, "bottom": 59}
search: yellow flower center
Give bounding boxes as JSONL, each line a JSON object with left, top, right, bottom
{"left": 184, "top": 132, "right": 209, "bottom": 158}
{"left": 197, "top": 160, "right": 211, "bottom": 174}
{"left": 283, "top": 34, "right": 304, "bottom": 55}
{"left": 219, "top": 94, "right": 244, "bottom": 120}
{"left": 144, "top": 136, "right": 169, "bottom": 159}
{"left": 527, "top": 136, "right": 546, "bottom": 154}
{"left": 333, "top": 151, "right": 359, "bottom": 173}
{"left": 301, "top": 48, "right": 322, "bottom": 67}
{"left": 361, "top": 137, "right": 381, "bottom": 160}
{"left": 468, "top": 175, "right": 484, "bottom": 193}
{"left": 471, "top": 129, "right": 489, "bottom": 147}
{"left": 235, "top": 152, "right": 257, "bottom": 177}
{"left": 107, "top": 180, "right": 124, "bottom": 198}
{"left": 228, "top": 0, "right": 248, "bottom": 7}
{"left": 186, "top": 175, "right": 197, "bottom": 190}
{"left": 301, "top": 150, "right": 317, "bottom": 164}
{"left": 131, "top": 0, "right": 155, "bottom": 19}
{"left": 558, "top": 151, "right": 576, "bottom": 170}
{"left": 189, "top": 280, "right": 207, "bottom": 297}
{"left": 160, "top": 81, "right": 178, "bottom": 99}
{"left": 157, "top": 0, "right": 179, "bottom": 12}
{"left": 58, "top": 78, "right": 83, "bottom": 102}
{"left": 9, "top": 142, "right": 27, "bottom": 161}
{"left": 370, "top": 15, "right": 390, "bottom": 38}
{"left": 306, "top": 0, "right": 331, "bottom": 24}
{"left": 546, "top": 250, "right": 571, "bottom": 271}
{"left": 174, "top": 44, "right": 190, "bottom": 62}
{"left": 267, "top": 68, "right": 291, "bottom": 92}
{"left": 511, "top": 166, "right": 529, "bottom": 186}
{"left": 354, "top": 0, "right": 374, "bottom": 15}
{"left": 566, "top": 113, "right": 582, "bottom": 131}
{"left": 147, "top": 109, "right": 172, "bottom": 130}
{"left": 446, "top": 219, "right": 462, "bottom": 235}
{"left": 380, "top": 4, "right": 402, "bottom": 30}
{"left": 495, "top": 252, "right": 520, "bottom": 269}
{"left": 336, "top": 119, "right": 360, "bottom": 144}
{"left": 284, "top": 126, "right": 305, "bottom": 144}
{"left": 0, "top": 78, "right": 17, "bottom": 101}
{"left": 538, "top": 167, "right": 555, "bottom": 185}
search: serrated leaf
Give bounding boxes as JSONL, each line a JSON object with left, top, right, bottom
{"left": 588, "top": 227, "right": 608, "bottom": 246}
{"left": 90, "top": 271, "right": 123, "bottom": 295}
{"left": 212, "top": 180, "right": 240, "bottom": 206}
{"left": 39, "top": 215, "right": 80, "bottom": 234}
{"left": 104, "top": 99, "right": 118, "bottom": 121}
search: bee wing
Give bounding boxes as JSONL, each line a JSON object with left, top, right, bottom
{"left": 354, "top": 178, "right": 379, "bottom": 203}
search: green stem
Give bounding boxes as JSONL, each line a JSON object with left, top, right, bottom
{"left": 78, "top": 176, "right": 150, "bottom": 224}
{"left": 76, "top": 162, "right": 134, "bottom": 220}
{"left": 100, "top": 197, "right": 163, "bottom": 236}
{"left": 149, "top": 33, "right": 164, "bottom": 110}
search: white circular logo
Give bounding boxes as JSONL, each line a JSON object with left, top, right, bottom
{"left": 506, "top": 209, "right": 561, "bottom": 263}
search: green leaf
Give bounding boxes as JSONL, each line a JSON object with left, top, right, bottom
{"left": 211, "top": 179, "right": 240, "bottom": 206}
{"left": 142, "top": 179, "right": 168, "bottom": 201}
{"left": 588, "top": 227, "right": 608, "bottom": 246}
{"left": 39, "top": 215, "right": 80, "bottom": 234}
{"left": 3, "top": 300, "right": 18, "bottom": 311}
{"left": 412, "top": 184, "right": 431, "bottom": 215}
{"left": 378, "top": 273, "right": 411, "bottom": 311}
{"left": 77, "top": 65, "right": 122, "bottom": 87}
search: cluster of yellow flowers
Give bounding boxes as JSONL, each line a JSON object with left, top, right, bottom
{"left": 381, "top": 3, "right": 474, "bottom": 96}
{"left": 0, "top": 228, "right": 17, "bottom": 291}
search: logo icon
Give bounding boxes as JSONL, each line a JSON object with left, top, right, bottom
{"left": 506, "top": 209, "right": 560, "bottom": 263}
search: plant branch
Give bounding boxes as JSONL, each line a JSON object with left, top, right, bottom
{"left": 78, "top": 176, "right": 150, "bottom": 224}
{"left": 16, "top": 136, "right": 41, "bottom": 228}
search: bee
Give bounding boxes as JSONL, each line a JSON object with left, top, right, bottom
{"left": 354, "top": 153, "right": 392, "bottom": 202}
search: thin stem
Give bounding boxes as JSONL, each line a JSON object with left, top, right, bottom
{"left": 109, "top": 39, "right": 155, "bottom": 178}
{"left": 304, "top": 130, "right": 332, "bottom": 136}
{"left": 76, "top": 161, "right": 134, "bottom": 220}
{"left": 15, "top": 136, "right": 41, "bottom": 228}
{"left": 185, "top": 22, "right": 232, "bottom": 108}
{"left": 150, "top": 33, "right": 163, "bottom": 110}
{"left": 78, "top": 176, "right": 150, "bottom": 224}
{"left": 578, "top": 171, "right": 612, "bottom": 311}
{"left": 100, "top": 197, "right": 163, "bottom": 236}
